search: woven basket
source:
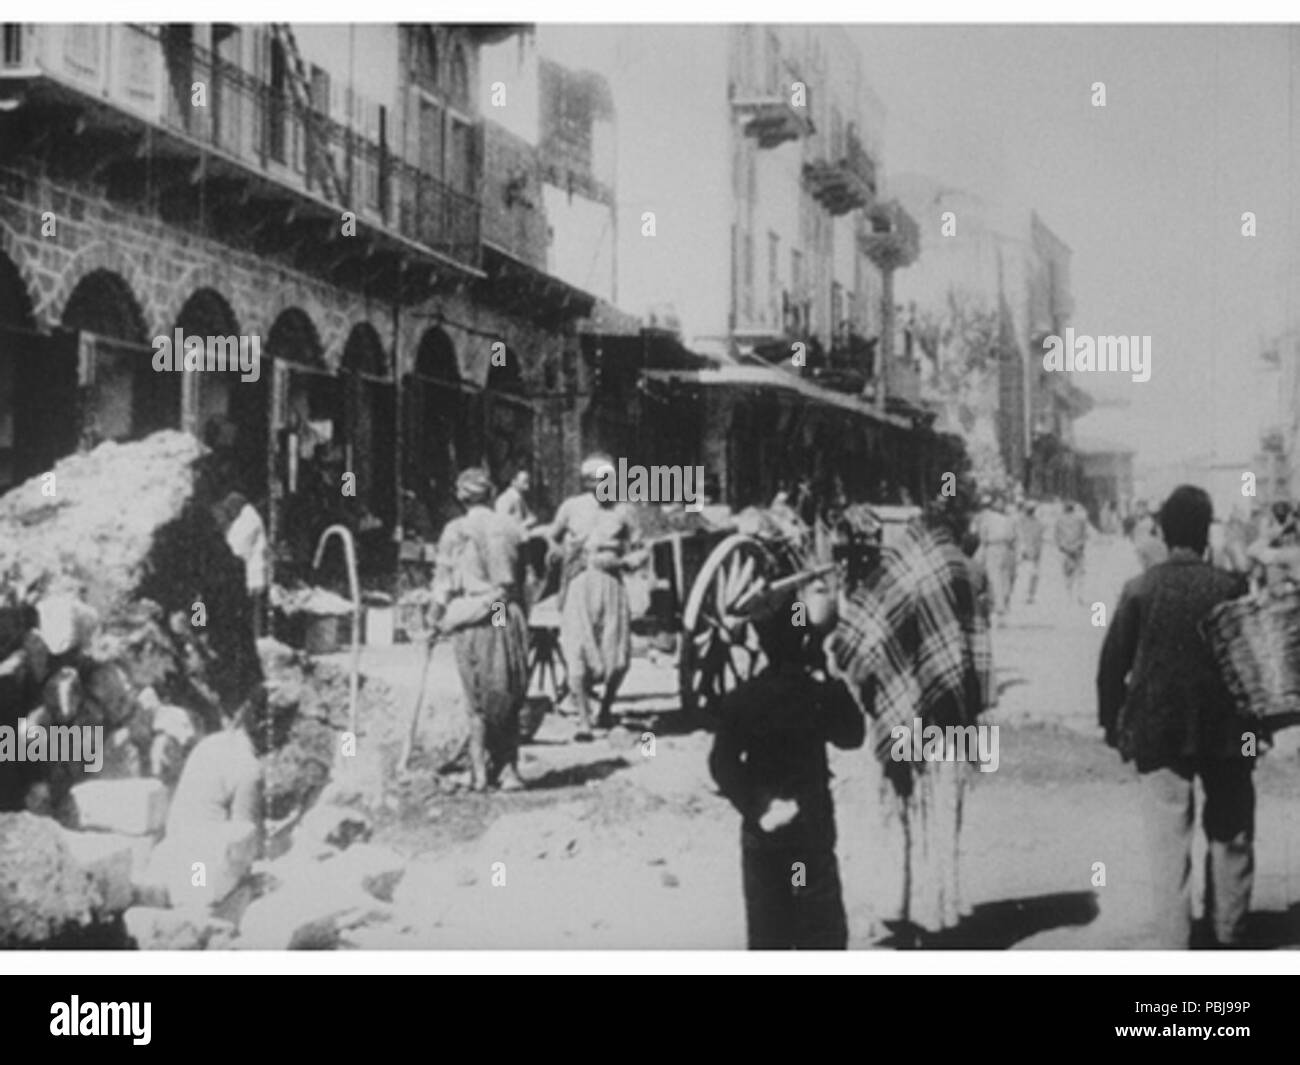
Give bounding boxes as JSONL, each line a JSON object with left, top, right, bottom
{"left": 1202, "top": 587, "right": 1300, "bottom": 721}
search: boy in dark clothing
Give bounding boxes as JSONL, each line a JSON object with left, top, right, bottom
{"left": 1097, "top": 485, "right": 1254, "bottom": 948}
{"left": 709, "top": 613, "right": 865, "bottom": 949}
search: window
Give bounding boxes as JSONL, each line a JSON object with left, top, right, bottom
{"left": 309, "top": 65, "right": 329, "bottom": 112}
{"left": 417, "top": 95, "right": 444, "bottom": 178}
{"left": 413, "top": 27, "right": 438, "bottom": 85}
{"left": 265, "top": 36, "right": 286, "bottom": 164}
{"left": 449, "top": 43, "right": 469, "bottom": 109}
{"left": 2, "top": 25, "right": 24, "bottom": 67}
{"left": 448, "top": 115, "right": 476, "bottom": 196}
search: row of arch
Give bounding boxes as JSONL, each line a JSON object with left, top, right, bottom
{"left": 0, "top": 253, "right": 536, "bottom": 578}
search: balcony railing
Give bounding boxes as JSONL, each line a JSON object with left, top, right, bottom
{"left": 804, "top": 133, "right": 877, "bottom": 216}
{"left": 731, "top": 92, "right": 815, "bottom": 149}
{"left": 0, "top": 23, "right": 480, "bottom": 269}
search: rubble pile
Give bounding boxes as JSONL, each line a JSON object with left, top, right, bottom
{"left": 0, "top": 432, "right": 260, "bottom": 815}
{"left": 0, "top": 432, "right": 266, "bottom": 946}
{"left": 0, "top": 812, "right": 98, "bottom": 946}
{"left": 0, "top": 431, "right": 412, "bottom": 949}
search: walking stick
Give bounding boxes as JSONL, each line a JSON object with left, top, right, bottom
{"left": 399, "top": 627, "right": 438, "bottom": 772}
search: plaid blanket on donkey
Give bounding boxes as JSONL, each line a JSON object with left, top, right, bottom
{"left": 828, "top": 523, "right": 993, "bottom": 763}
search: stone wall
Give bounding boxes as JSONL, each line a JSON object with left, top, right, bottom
{"left": 0, "top": 167, "right": 614, "bottom": 505}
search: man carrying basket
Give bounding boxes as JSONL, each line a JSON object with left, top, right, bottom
{"left": 1097, "top": 485, "right": 1254, "bottom": 948}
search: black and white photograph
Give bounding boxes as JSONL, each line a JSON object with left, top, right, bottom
{"left": 0, "top": 3, "right": 1298, "bottom": 1007}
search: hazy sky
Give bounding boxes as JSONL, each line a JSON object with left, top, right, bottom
{"left": 542, "top": 23, "right": 1300, "bottom": 468}
{"left": 853, "top": 24, "right": 1300, "bottom": 466}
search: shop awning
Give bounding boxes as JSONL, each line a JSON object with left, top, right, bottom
{"left": 641, "top": 364, "right": 910, "bottom": 429}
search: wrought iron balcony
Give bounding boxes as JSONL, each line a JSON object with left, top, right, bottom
{"left": 860, "top": 201, "right": 920, "bottom": 271}
{"left": 804, "top": 134, "right": 877, "bottom": 215}
{"left": 0, "top": 23, "right": 481, "bottom": 271}
{"left": 731, "top": 92, "right": 815, "bottom": 148}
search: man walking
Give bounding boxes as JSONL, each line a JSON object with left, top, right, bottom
{"left": 549, "top": 454, "right": 645, "bottom": 740}
{"left": 1097, "top": 486, "right": 1254, "bottom": 948}
{"left": 1015, "top": 502, "right": 1044, "bottom": 605}
{"left": 1054, "top": 501, "right": 1089, "bottom": 604}
{"left": 433, "top": 467, "right": 530, "bottom": 791}
{"left": 976, "top": 495, "right": 1017, "bottom": 623}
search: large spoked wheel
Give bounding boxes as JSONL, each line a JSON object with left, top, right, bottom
{"left": 679, "top": 534, "right": 776, "bottom": 722}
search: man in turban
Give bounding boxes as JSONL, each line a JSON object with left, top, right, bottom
{"left": 549, "top": 454, "right": 645, "bottom": 741}
{"left": 432, "top": 467, "right": 530, "bottom": 790}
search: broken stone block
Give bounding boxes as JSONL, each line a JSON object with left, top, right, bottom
{"left": 292, "top": 802, "right": 372, "bottom": 856}
{"left": 123, "top": 905, "right": 236, "bottom": 950}
{"left": 236, "top": 880, "right": 391, "bottom": 950}
{"left": 71, "top": 778, "right": 167, "bottom": 835}
{"left": 0, "top": 812, "right": 97, "bottom": 945}
{"left": 148, "top": 818, "right": 258, "bottom": 908}
{"left": 62, "top": 829, "right": 139, "bottom": 915}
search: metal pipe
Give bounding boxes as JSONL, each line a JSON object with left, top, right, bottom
{"left": 312, "top": 523, "right": 361, "bottom": 745}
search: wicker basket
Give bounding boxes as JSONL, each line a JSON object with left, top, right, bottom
{"left": 1202, "top": 587, "right": 1300, "bottom": 721}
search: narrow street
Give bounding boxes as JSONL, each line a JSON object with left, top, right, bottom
{"left": 341, "top": 537, "right": 1300, "bottom": 950}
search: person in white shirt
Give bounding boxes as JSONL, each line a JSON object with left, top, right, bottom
{"left": 223, "top": 492, "right": 269, "bottom": 639}
{"left": 495, "top": 468, "right": 538, "bottom": 532}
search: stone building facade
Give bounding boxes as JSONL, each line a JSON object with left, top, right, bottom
{"left": 0, "top": 22, "right": 632, "bottom": 582}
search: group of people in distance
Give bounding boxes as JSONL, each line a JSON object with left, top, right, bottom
{"left": 967, "top": 493, "right": 1091, "bottom": 625}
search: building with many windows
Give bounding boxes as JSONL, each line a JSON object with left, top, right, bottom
{"left": 0, "top": 22, "right": 628, "bottom": 582}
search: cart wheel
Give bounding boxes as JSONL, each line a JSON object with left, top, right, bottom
{"left": 679, "top": 534, "right": 773, "bottom": 721}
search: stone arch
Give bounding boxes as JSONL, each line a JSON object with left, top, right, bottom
{"left": 341, "top": 321, "right": 389, "bottom": 377}
{"left": 0, "top": 246, "right": 36, "bottom": 330}
{"left": 415, "top": 326, "right": 460, "bottom": 382}
{"left": 53, "top": 243, "right": 161, "bottom": 336}
{"left": 175, "top": 286, "right": 240, "bottom": 337}
{"left": 266, "top": 307, "right": 324, "bottom": 366}
{"left": 0, "top": 221, "right": 43, "bottom": 327}
{"left": 61, "top": 269, "right": 170, "bottom": 444}
{"left": 61, "top": 269, "right": 149, "bottom": 342}
{"left": 175, "top": 287, "right": 243, "bottom": 455}
{"left": 407, "top": 326, "right": 470, "bottom": 524}
{"left": 166, "top": 262, "right": 252, "bottom": 336}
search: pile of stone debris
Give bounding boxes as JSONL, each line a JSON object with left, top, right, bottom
{"left": 0, "top": 783, "right": 410, "bottom": 949}
{"left": 0, "top": 431, "right": 405, "bottom": 949}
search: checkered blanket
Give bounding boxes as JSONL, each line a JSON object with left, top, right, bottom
{"left": 828, "top": 523, "right": 993, "bottom": 763}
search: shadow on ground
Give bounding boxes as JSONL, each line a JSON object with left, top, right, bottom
{"left": 525, "top": 756, "right": 632, "bottom": 791}
{"left": 878, "top": 890, "right": 1100, "bottom": 949}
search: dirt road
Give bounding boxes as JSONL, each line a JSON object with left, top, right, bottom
{"left": 341, "top": 537, "right": 1300, "bottom": 949}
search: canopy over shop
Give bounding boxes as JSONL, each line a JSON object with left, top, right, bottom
{"left": 584, "top": 332, "right": 966, "bottom": 510}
